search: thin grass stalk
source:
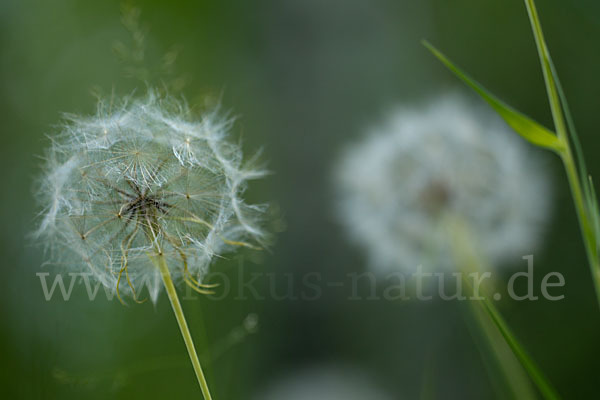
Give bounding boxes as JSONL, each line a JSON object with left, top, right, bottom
{"left": 524, "top": 0, "right": 600, "bottom": 307}
{"left": 449, "top": 215, "right": 560, "bottom": 400}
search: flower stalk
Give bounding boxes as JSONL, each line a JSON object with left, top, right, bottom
{"left": 156, "top": 253, "right": 213, "bottom": 400}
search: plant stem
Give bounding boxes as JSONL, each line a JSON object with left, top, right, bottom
{"left": 478, "top": 296, "right": 559, "bottom": 400}
{"left": 561, "top": 150, "right": 600, "bottom": 305}
{"left": 524, "top": 0, "right": 567, "bottom": 140}
{"left": 464, "top": 296, "right": 536, "bottom": 400}
{"left": 157, "top": 254, "right": 213, "bottom": 400}
{"left": 524, "top": 0, "right": 600, "bottom": 306}
{"left": 448, "top": 215, "right": 560, "bottom": 400}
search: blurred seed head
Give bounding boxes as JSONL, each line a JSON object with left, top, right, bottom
{"left": 35, "top": 91, "right": 269, "bottom": 303}
{"left": 335, "top": 93, "right": 551, "bottom": 274}
{"left": 255, "top": 365, "right": 393, "bottom": 400}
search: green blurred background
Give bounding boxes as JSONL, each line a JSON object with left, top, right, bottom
{"left": 2, "top": 0, "right": 600, "bottom": 398}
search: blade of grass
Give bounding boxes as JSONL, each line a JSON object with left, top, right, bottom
{"left": 462, "top": 299, "right": 537, "bottom": 400}
{"left": 588, "top": 177, "right": 600, "bottom": 260}
{"left": 479, "top": 297, "right": 560, "bottom": 400}
{"left": 423, "top": 1, "right": 600, "bottom": 307}
{"left": 523, "top": 0, "right": 600, "bottom": 306}
{"left": 422, "top": 41, "right": 563, "bottom": 152}
{"left": 523, "top": 0, "right": 566, "bottom": 141}
{"left": 448, "top": 215, "right": 560, "bottom": 400}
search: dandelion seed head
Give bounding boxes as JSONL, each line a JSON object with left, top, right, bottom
{"left": 335, "top": 94, "right": 551, "bottom": 274}
{"left": 35, "top": 91, "right": 269, "bottom": 302}
{"left": 255, "top": 365, "right": 393, "bottom": 400}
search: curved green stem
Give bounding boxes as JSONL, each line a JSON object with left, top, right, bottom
{"left": 561, "top": 150, "right": 600, "bottom": 305}
{"left": 157, "top": 254, "right": 213, "bottom": 400}
{"left": 524, "top": 0, "right": 600, "bottom": 307}
{"left": 449, "top": 215, "right": 560, "bottom": 400}
{"left": 478, "top": 296, "right": 559, "bottom": 400}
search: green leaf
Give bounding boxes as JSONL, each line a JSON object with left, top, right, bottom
{"left": 450, "top": 215, "right": 561, "bottom": 400}
{"left": 422, "top": 40, "right": 563, "bottom": 152}
{"left": 464, "top": 299, "right": 537, "bottom": 400}
{"left": 479, "top": 297, "right": 561, "bottom": 400}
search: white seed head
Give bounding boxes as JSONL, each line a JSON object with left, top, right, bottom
{"left": 335, "top": 93, "right": 551, "bottom": 274}
{"left": 35, "top": 91, "right": 269, "bottom": 303}
{"left": 255, "top": 365, "right": 393, "bottom": 400}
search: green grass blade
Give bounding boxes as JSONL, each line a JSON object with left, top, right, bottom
{"left": 422, "top": 40, "right": 563, "bottom": 152}
{"left": 550, "top": 60, "right": 588, "bottom": 187}
{"left": 524, "top": 0, "right": 600, "bottom": 305}
{"left": 449, "top": 216, "right": 561, "bottom": 399}
{"left": 523, "top": 0, "right": 568, "bottom": 142}
{"left": 587, "top": 176, "right": 600, "bottom": 262}
{"left": 464, "top": 299, "right": 537, "bottom": 400}
{"left": 479, "top": 298, "right": 561, "bottom": 400}
{"left": 539, "top": 4, "right": 598, "bottom": 259}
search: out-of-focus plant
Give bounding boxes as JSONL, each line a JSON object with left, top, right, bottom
{"left": 255, "top": 365, "right": 394, "bottom": 400}
{"left": 335, "top": 94, "right": 548, "bottom": 399}
{"left": 424, "top": 0, "right": 599, "bottom": 398}
{"left": 425, "top": 0, "right": 600, "bottom": 307}
{"left": 51, "top": 314, "right": 260, "bottom": 392}
{"left": 334, "top": 94, "right": 550, "bottom": 276}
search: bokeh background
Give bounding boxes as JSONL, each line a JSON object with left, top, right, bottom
{"left": 2, "top": 0, "right": 600, "bottom": 398}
